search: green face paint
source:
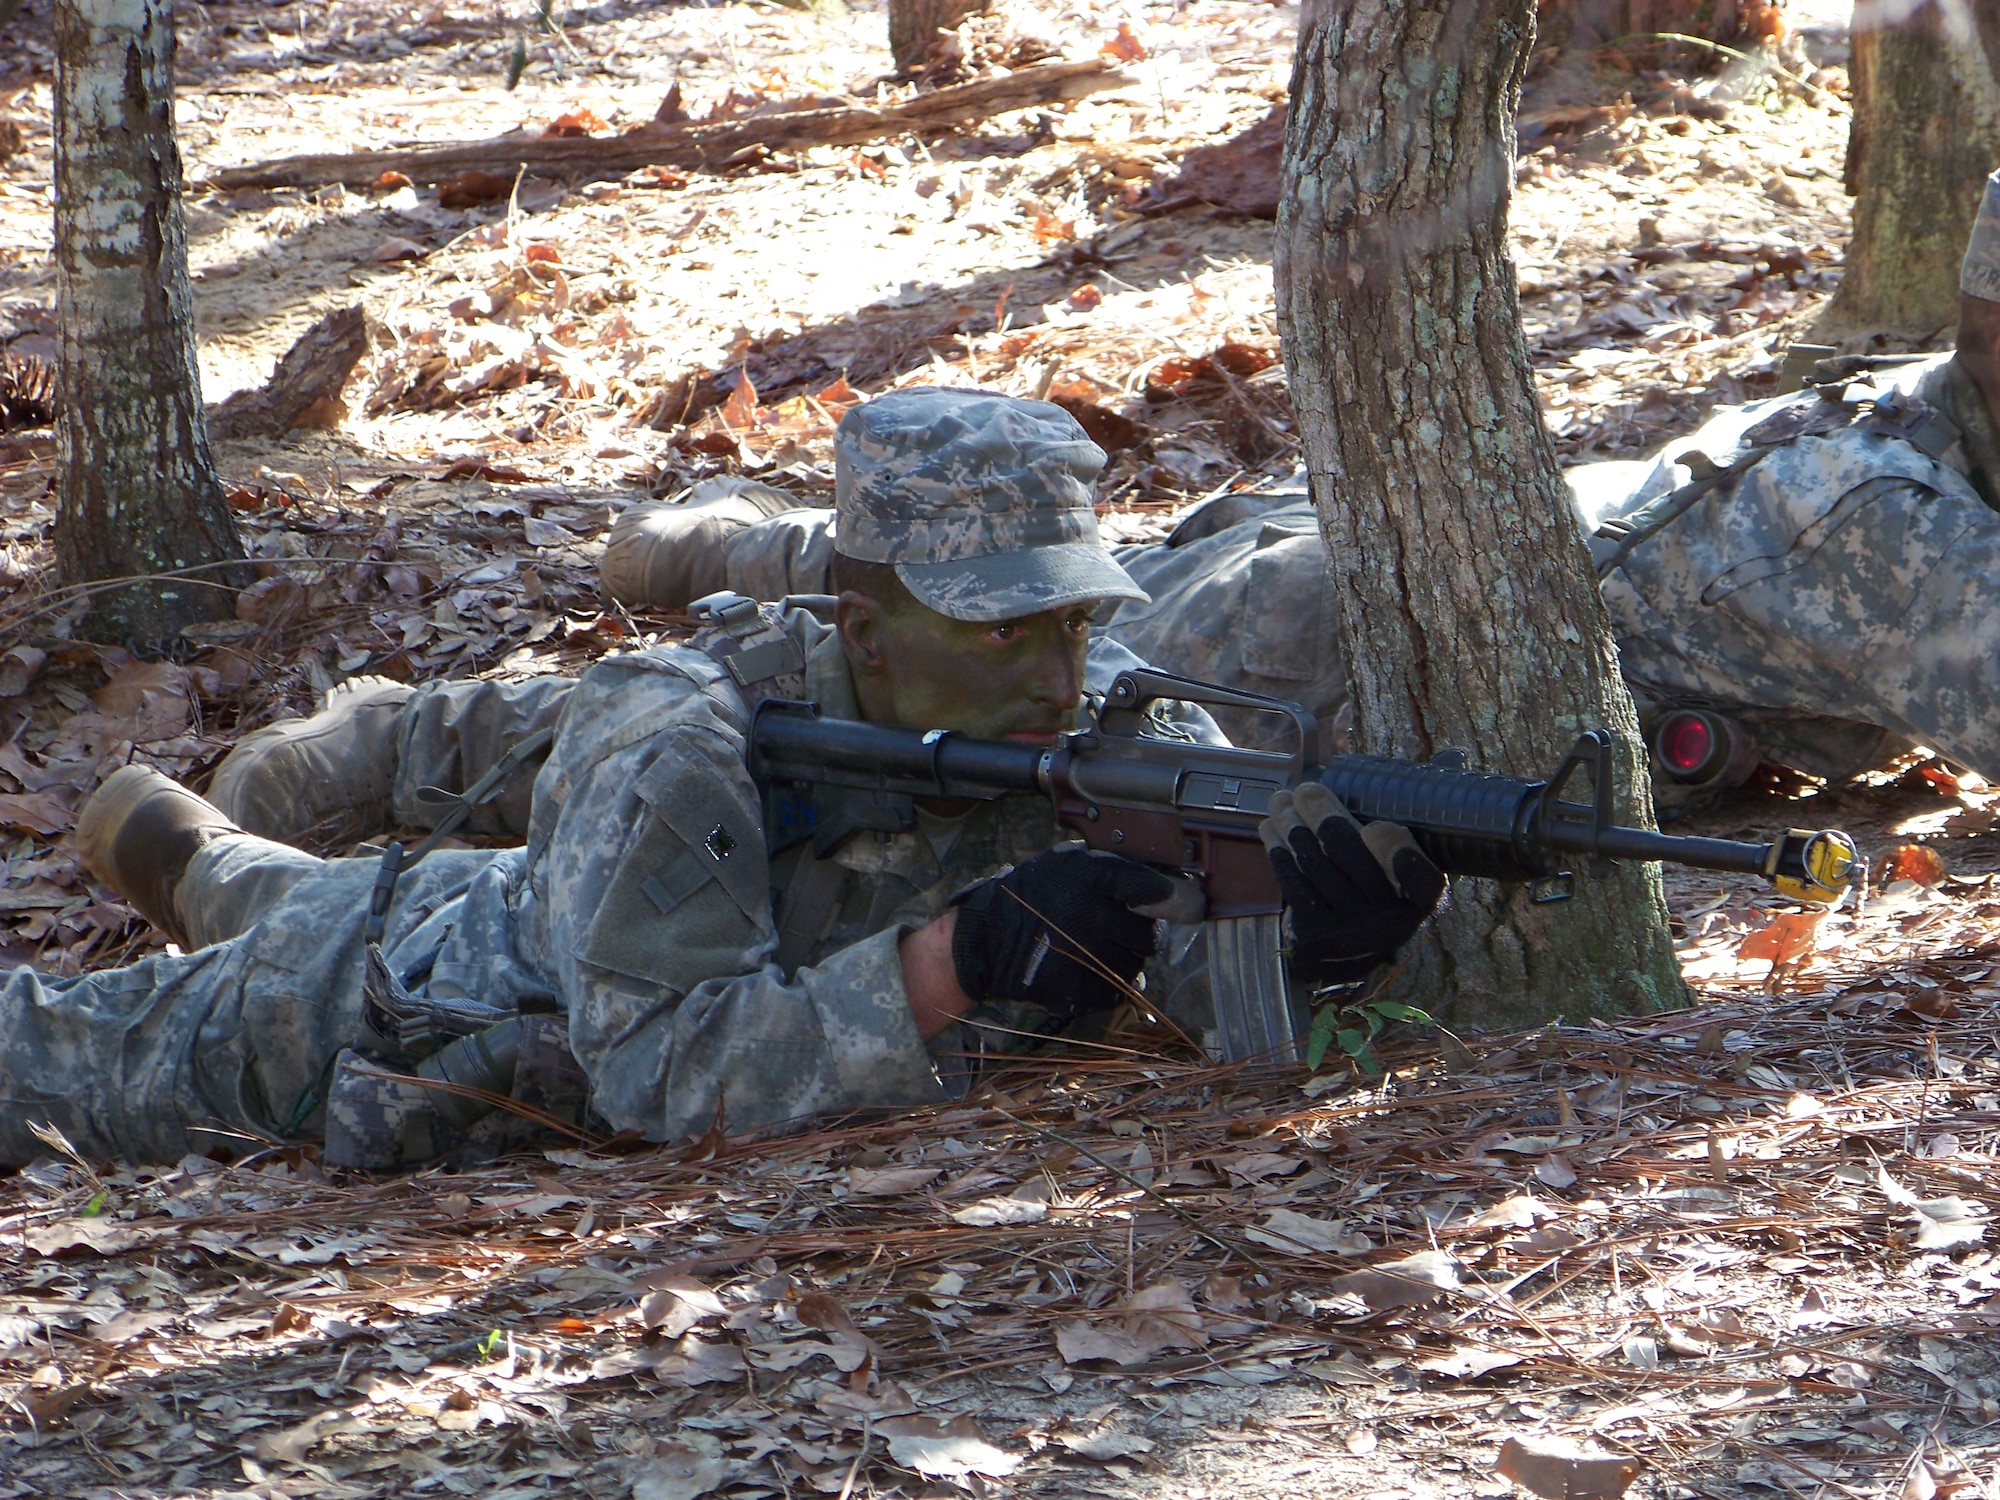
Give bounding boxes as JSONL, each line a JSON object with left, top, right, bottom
{"left": 851, "top": 594, "right": 1095, "bottom": 744}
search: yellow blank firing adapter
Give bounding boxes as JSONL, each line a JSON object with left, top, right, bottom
{"left": 1769, "top": 829, "right": 1860, "bottom": 905}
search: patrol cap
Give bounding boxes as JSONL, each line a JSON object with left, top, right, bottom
{"left": 831, "top": 387, "right": 1149, "bottom": 623}
{"left": 1963, "top": 168, "right": 2000, "bottom": 304}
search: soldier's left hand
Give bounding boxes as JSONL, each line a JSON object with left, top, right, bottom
{"left": 1259, "top": 782, "right": 1445, "bottom": 988}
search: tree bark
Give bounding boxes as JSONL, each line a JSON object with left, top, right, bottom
{"left": 1822, "top": 0, "right": 2000, "bottom": 338}
{"left": 1274, "top": 0, "right": 1685, "bottom": 1027}
{"left": 889, "top": 0, "right": 988, "bottom": 74}
{"left": 53, "top": 0, "right": 244, "bottom": 648}
{"left": 207, "top": 306, "right": 367, "bottom": 442}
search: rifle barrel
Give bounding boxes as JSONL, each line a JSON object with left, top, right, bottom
{"left": 1572, "top": 825, "right": 1770, "bottom": 876}
{"left": 751, "top": 706, "right": 1044, "bottom": 799}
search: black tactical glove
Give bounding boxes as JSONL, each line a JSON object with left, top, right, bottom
{"left": 1259, "top": 782, "right": 1445, "bottom": 988}
{"left": 950, "top": 848, "right": 1176, "bottom": 1022}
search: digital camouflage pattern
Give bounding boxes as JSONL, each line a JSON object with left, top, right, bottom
{"left": 0, "top": 390, "right": 1196, "bottom": 1166}
{"left": 19, "top": 368, "right": 2000, "bottom": 1167}
{"left": 622, "top": 360, "right": 2000, "bottom": 782}
{"left": 1583, "top": 352, "right": 2000, "bottom": 778}
{"left": 393, "top": 671, "right": 572, "bottom": 835}
{"left": 833, "top": 387, "right": 1148, "bottom": 622}
{"left": 0, "top": 604, "right": 1189, "bottom": 1165}
{"left": 0, "top": 832, "right": 505, "bottom": 1165}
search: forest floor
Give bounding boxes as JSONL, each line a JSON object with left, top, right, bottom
{"left": 6, "top": 2, "right": 2000, "bottom": 1498}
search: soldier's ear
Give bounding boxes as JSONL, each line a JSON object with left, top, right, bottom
{"left": 835, "top": 590, "right": 888, "bottom": 676}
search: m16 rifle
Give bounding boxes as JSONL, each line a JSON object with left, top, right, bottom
{"left": 749, "top": 668, "right": 1859, "bottom": 1064}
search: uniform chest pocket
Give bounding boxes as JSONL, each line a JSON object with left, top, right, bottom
{"left": 575, "top": 742, "right": 773, "bottom": 992}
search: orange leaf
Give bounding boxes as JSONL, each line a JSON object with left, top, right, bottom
{"left": 1100, "top": 22, "right": 1147, "bottom": 61}
{"left": 523, "top": 243, "right": 563, "bottom": 266}
{"left": 1211, "top": 341, "right": 1280, "bottom": 376}
{"left": 1736, "top": 910, "right": 1823, "bottom": 966}
{"left": 1919, "top": 764, "right": 1960, "bottom": 795}
{"left": 1067, "top": 283, "right": 1104, "bottom": 312}
{"left": 543, "top": 107, "right": 607, "bottom": 138}
{"left": 1030, "top": 212, "right": 1075, "bottom": 245}
{"left": 1144, "top": 354, "right": 1210, "bottom": 402}
{"left": 1889, "top": 843, "right": 1947, "bottom": 887}
{"left": 719, "top": 369, "right": 759, "bottom": 432}
{"left": 645, "top": 165, "right": 689, "bottom": 189}
{"left": 370, "top": 170, "right": 413, "bottom": 192}
{"left": 812, "top": 374, "right": 862, "bottom": 411}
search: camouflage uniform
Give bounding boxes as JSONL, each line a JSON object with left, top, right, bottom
{"left": 1585, "top": 174, "right": 2000, "bottom": 778}
{"left": 0, "top": 390, "right": 1176, "bottom": 1167}
{"left": 0, "top": 834, "right": 507, "bottom": 1164}
{"left": 1580, "top": 351, "right": 2000, "bottom": 778}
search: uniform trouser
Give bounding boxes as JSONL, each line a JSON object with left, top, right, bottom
{"left": 0, "top": 835, "right": 501, "bottom": 1167}
{"left": 394, "top": 674, "right": 573, "bottom": 835}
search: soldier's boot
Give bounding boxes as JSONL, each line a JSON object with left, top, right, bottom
{"left": 76, "top": 765, "right": 242, "bottom": 948}
{"left": 601, "top": 476, "right": 805, "bottom": 611}
{"left": 208, "top": 676, "right": 415, "bottom": 847}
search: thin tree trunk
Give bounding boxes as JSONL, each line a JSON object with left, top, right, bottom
{"left": 53, "top": 0, "right": 244, "bottom": 648}
{"left": 1274, "top": 0, "right": 1685, "bottom": 1028}
{"left": 1823, "top": 0, "right": 2000, "bottom": 338}
{"left": 889, "top": 0, "right": 988, "bottom": 73}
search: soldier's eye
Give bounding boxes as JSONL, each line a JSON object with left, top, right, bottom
{"left": 991, "top": 624, "right": 1017, "bottom": 642}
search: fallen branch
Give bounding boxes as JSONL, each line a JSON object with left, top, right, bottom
{"left": 205, "top": 60, "right": 1128, "bottom": 192}
{"left": 208, "top": 305, "right": 368, "bottom": 441}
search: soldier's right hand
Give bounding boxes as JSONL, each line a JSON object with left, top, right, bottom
{"left": 949, "top": 849, "right": 1176, "bottom": 1021}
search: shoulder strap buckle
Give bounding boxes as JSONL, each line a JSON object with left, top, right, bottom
{"left": 689, "top": 591, "right": 761, "bottom": 631}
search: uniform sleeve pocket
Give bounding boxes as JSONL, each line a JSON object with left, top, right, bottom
{"left": 575, "top": 734, "right": 773, "bottom": 990}
{"left": 1241, "top": 537, "right": 1332, "bottom": 682}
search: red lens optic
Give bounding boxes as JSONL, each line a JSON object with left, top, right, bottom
{"left": 1657, "top": 713, "right": 1715, "bottom": 776}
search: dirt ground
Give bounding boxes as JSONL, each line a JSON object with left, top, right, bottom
{"left": 5, "top": 1, "right": 2000, "bottom": 1498}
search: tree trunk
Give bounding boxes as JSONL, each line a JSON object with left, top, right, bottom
{"left": 1820, "top": 2, "right": 2000, "bottom": 338}
{"left": 52, "top": 0, "right": 244, "bottom": 649}
{"left": 889, "top": 0, "right": 988, "bottom": 74}
{"left": 1274, "top": 0, "right": 1685, "bottom": 1028}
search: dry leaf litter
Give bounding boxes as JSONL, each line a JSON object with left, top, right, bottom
{"left": 5, "top": 0, "right": 1996, "bottom": 1496}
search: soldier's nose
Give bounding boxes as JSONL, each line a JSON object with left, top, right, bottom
{"left": 1026, "top": 645, "right": 1084, "bottom": 712}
